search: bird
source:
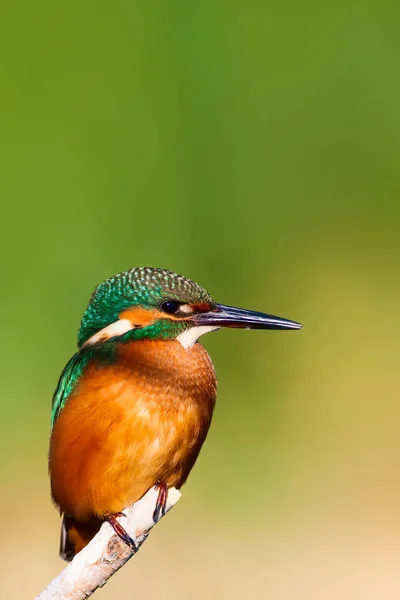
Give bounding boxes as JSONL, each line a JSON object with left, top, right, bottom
{"left": 49, "top": 267, "right": 301, "bottom": 560}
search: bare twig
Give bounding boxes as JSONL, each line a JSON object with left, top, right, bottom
{"left": 36, "top": 487, "right": 181, "bottom": 600}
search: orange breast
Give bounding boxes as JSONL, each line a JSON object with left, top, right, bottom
{"left": 49, "top": 339, "right": 217, "bottom": 521}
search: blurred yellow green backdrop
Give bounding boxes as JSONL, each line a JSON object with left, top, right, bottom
{"left": 1, "top": 2, "right": 400, "bottom": 599}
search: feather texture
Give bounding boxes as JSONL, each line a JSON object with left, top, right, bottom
{"left": 49, "top": 338, "right": 216, "bottom": 557}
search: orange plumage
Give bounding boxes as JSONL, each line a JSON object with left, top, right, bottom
{"left": 49, "top": 266, "right": 301, "bottom": 560}
{"left": 49, "top": 339, "right": 216, "bottom": 557}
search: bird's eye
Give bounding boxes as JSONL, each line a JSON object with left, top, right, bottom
{"left": 161, "top": 300, "right": 181, "bottom": 315}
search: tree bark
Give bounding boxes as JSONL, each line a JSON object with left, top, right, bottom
{"left": 36, "top": 487, "right": 181, "bottom": 600}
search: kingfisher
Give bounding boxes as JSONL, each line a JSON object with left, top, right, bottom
{"left": 49, "top": 267, "right": 301, "bottom": 560}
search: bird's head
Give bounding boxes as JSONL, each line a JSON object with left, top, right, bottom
{"left": 78, "top": 267, "right": 301, "bottom": 349}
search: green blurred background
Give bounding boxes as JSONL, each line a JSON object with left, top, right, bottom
{"left": 1, "top": 2, "right": 400, "bottom": 598}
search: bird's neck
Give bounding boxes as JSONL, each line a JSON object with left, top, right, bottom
{"left": 116, "top": 338, "right": 217, "bottom": 402}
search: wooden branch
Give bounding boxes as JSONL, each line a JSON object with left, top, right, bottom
{"left": 36, "top": 487, "right": 181, "bottom": 600}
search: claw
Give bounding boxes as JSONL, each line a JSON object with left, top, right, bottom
{"left": 106, "top": 514, "right": 137, "bottom": 552}
{"left": 153, "top": 481, "right": 168, "bottom": 523}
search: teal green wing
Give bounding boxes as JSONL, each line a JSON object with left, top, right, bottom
{"left": 51, "top": 351, "right": 90, "bottom": 429}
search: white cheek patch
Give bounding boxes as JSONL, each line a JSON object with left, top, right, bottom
{"left": 83, "top": 319, "right": 134, "bottom": 346}
{"left": 176, "top": 326, "right": 219, "bottom": 349}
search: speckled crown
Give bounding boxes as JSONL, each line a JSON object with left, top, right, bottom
{"left": 78, "top": 267, "right": 213, "bottom": 346}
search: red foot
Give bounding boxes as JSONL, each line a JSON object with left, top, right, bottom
{"left": 106, "top": 513, "right": 137, "bottom": 552}
{"left": 153, "top": 481, "right": 168, "bottom": 522}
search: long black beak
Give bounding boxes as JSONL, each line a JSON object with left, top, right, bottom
{"left": 192, "top": 304, "right": 302, "bottom": 331}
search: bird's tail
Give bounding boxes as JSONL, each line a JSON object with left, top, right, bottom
{"left": 60, "top": 515, "right": 102, "bottom": 561}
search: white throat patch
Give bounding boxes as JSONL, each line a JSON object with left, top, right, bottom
{"left": 83, "top": 320, "right": 218, "bottom": 349}
{"left": 176, "top": 326, "right": 219, "bottom": 349}
{"left": 83, "top": 319, "right": 134, "bottom": 346}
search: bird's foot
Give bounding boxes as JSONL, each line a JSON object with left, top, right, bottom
{"left": 105, "top": 513, "right": 137, "bottom": 552}
{"left": 153, "top": 480, "right": 168, "bottom": 523}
